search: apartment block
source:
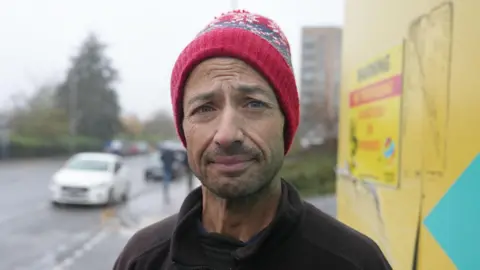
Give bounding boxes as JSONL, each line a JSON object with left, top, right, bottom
{"left": 299, "top": 26, "right": 342, "bottom": 138}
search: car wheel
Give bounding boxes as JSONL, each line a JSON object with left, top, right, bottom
{"left": 106, "top": 188, "right": 116, "bottom": 206}
{"left": 121, "top": 184, "right": 130, "bottom": 202}
{"left": 51, "top": 201, "right": 62, "bottom": 207}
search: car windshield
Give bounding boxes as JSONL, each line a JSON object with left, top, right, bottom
{"left": 65, "top": 158, "right": 111, "bottom": 172}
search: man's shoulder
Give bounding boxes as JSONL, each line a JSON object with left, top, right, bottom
{"left": 300, "top": 202, "right": 392, "bottom": 269}
{"left": 129, "top": 213, "right": 178, "bottom": 251}
{"left": 113, "top": 214, "right": 178, "bottom": 269}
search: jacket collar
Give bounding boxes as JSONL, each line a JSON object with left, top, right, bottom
{"left": 169, "top": 180, "right": 305, "bottom": 268}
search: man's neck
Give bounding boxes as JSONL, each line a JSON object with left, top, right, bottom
{"left": 201, "top": 180, "right": 282, "bottom": 242}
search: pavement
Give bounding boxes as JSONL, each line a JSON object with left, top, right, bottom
{"left": 0, "top": 155, "right": 336, "bottom": 270}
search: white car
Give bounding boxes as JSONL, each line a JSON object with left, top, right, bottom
{"left": 49, "top": 152, "right": 131, "bottom": 206}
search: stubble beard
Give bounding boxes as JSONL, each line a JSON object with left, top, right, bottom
{"left": 198, "top": 157, "right": 284, "bottom": 203}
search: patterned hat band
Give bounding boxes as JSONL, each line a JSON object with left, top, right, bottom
{"left": 197, "top": 10, "right": 293, "bottom": 69}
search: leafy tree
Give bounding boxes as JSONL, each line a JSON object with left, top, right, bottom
{"left": 56, "top": 33, "right": 121, "bottom": 141}
{"left": 9, "top": 83, "right": 69, "bottom": 140}
{"left": 142, "top": 110, "right": 177, "bottom": 141}
{"left": 121, "top": 113, "right": 144, "bottom": 138}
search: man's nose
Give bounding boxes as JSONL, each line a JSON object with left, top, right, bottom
{"left": 213, "top": 108, "right": 244, "bottom": 148}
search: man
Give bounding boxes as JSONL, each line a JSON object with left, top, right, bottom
{"left": 114, "top": 10, "right": 392, "bottom": 270}
{"left": 159, "top": 144, "right": 175, "bottom": 204}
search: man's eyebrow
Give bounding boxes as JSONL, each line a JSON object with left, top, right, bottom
{"left": 236, "top": 85, "right": 275, "bottom": 99}
{"left": 186, "top": 91, "right": 215, "bottom": 107}
{"left": 185, "top": 84, "right": 274, "bottom": 106}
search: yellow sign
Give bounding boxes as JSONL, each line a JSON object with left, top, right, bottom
{"left": 348, "top": 45, "right": 404, "bottom": 187}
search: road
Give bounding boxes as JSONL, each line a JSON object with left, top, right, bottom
{"left": 0, "top": 156, "right": 336, "bottom": 270}
{"left": 0, "top": 155, "right": 155, "bottom": 270}
{"left": 67, "top": 178, "right": 197, "bottom": 270}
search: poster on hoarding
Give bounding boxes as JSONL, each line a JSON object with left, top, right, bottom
{"left": 348, "top": 44, "right": 404, "bottom": 187}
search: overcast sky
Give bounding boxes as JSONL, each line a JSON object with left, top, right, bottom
{"left": 0, "top": 0, "right": 344, "bottom": 120}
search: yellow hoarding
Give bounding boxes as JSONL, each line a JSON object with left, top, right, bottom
{"left": 348, "top": 45, "right": 404, "bottom": 187}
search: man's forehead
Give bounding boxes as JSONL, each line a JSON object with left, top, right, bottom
{"left": 186, "top": 83, "right": 275, "bottom": 104}
{"left": 191, "top": 57, "right": 253, "bottom": 74}
{"left": 186, "top": 58, "right": 271, "bottom": 88}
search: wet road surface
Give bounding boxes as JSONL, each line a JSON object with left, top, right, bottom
{"left": 0, "top": 155, "right": 152, "bottom": 270}
{"left": 68, "top": 179, "right": 198, "bottom": 270}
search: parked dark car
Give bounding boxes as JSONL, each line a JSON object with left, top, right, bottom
{"left": 144, "top": 141, "right": 186, "bottom": 182}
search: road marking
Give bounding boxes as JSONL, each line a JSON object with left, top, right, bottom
{"left": 12, "top": 230, "right": 97, "bottom": 270}
{"left": 101, "top": 206, "right": 117, "bottom": 226}
{"left": 53, "top": 229, "right": 109, "bottom": 270}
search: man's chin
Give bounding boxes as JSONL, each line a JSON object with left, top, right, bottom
{"left": 209, "top": 187, "right": 258, "bottom": 200}
{"left": 203, "top": 176, "right": 269, "bottom": 200}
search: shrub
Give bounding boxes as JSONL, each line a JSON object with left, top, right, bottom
{"left": 281, "top": 140, "right": 338, "bottom": 197}
{"left": 5, "top": 135, "right": 104, "bottom": 159}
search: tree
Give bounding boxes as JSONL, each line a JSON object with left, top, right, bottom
{"left": 121, "top": 113, "right": 144, "bottom": 138}
{"left": 56, "top": 33, "right": 121, "bottom": 141}
{"left": 9, "top": 83, "right": 69, "bottom": 139}
{"left": 142, "top": 110, "right": 177, "bottom": 140}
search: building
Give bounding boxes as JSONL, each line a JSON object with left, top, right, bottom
{"left": 299, "top": 26, "right": 342, "bottom": 140}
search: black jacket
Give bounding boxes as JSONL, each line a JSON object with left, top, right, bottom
{"left": 113, "top": 180, "right": 392, "bottom": 270}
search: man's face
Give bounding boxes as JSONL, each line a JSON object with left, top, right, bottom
{"left": 182, "top": 57, "right": 285, "bottom": 199}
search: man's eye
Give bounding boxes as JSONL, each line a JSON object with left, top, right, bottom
{"left": 193, "top": 105, "right": 215, "bottom": 114}
{"left": 246, "top": 100, "right": 267, "bottom": 108}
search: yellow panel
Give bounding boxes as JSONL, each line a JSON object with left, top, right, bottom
{"left": 335, "top": 0, "right": 480, "bottom": 269}
{"left": 417, "top": 0, "right": 480, "bottom": 269}
{"left": 402, "top": 32, "right": 424, "bottom": 186}
{"left": 412, "top": 3, "right": 452, "bottom": 173}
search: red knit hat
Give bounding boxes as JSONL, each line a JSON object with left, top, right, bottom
{"left": 171, "top": 10, "right": 299, "bottom": 154}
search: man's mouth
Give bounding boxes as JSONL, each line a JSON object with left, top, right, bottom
{"left": 208, "top": 155, "right": 256, "bottom": 174}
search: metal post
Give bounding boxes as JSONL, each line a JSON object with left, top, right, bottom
{"left": 0, "top": 117, "right": 10, "bottom": 160}
{"left": 68, "top": 72, "right": 78, "bottom": 154}
{"left": 0, "top": 135, "right": 5, "bottom": 160}
{"left": 0, "top": 131, "right": 9, "bottom": 160}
